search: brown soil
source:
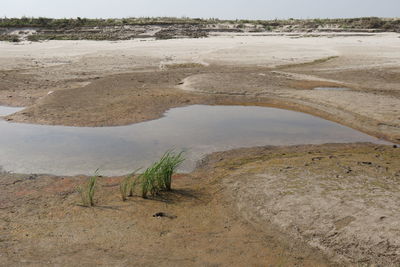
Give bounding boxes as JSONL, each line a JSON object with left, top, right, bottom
{"left": 1, "top": 143, "right": 398, "bottom": 266}
{"left": 0, "top": 163, "right": 331, "bottom": 266}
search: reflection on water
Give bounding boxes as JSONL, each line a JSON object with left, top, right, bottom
{"left": 0, "top": 105, "right": 390, "bottom": 176}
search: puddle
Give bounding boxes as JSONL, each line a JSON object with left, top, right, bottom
{"left": 0, "top": 105, "right": 390, "bottom": 176}
{"left": 0, "top": 106, "right": 24, "bottom": 116}
{"left": 314, "top": 87, "right": 349, "bottom": 91}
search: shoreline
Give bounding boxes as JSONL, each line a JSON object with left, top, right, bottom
{"left": 3, "top": 68, "right": 400, "bottom": 144}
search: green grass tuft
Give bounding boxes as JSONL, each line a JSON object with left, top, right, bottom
{"left": 140, "top": 162, "right": 160, "bottom": 199}
{"left": 158, "top": 151, "right": 185, "bottom": 191}
{"left": 77, "top": 169, "right": 99, "bottom": 207}
{"left": 120, "top": 175, "right": 131, "bottom": 202}
{"left": 139, "top": 150, "right": 185, "bottom": 198}
{"left": 120, "top": 168, "right": 141, "bottom": 201}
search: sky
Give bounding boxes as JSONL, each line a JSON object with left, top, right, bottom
{"left": 2, "top": 0, "right": 400, "bottom": 20}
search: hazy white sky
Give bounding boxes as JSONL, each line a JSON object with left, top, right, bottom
{"left": 2, "top": 0, "right": 400, "bottom": 19}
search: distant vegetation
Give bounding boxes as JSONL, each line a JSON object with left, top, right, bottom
{"left": 0, "top": 17, "right": 398, "bottom": 42}
{"left": 0, "top": 17, "right": 216, "bottom": 28}
{"left": 0, "top": 16, "right": 399, "bottom": 31}
{"left": 0, "top": 34, "right": 20, "bottom": 42}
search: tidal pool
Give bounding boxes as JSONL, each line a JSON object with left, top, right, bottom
{"left": 0, "top": 105, "right": 390, "bottom": 176}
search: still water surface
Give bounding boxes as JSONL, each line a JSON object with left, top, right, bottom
{"left": 0, "top": 105, "right": 389, "bottom": 176}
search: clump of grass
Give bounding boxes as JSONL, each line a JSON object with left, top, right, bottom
{"left": 120, "top": 175, "right": 131, "bottom": 201}
{"left": 77, "top": 170, "right": 99, "bottom": 207}
{"left": 120, "top": 168, "right": 141, "bottom": 201}
{"left": 140, "top": 164, "right": 160, "bottom": 198}
{"left": 157, "top": 151, "right": 184, "bottom": 191}
{"left": 139, "top": 151, "right": 184, "bottom": 198}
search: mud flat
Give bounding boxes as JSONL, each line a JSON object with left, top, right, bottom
{"left": 0, "top": 32, "right": 399, "bottom": 265}
{"left": 1, "top": 33, "right": 399, "bottom": 142}
{"left": 1, "top": 143, "right": 399, "bottom": 266}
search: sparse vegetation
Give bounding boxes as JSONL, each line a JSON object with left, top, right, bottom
{"left": 27, "top": 33, "right": 123, "bottom": 41}
{"left": 1, "top": 17, "right": 398, "bottom": 42}
{"left": 0, "top": 16, "right": 214, "bottom": 28}
{"left": 120, "top": 169, "right": 141, "bottom": 201}
{"left": 0, "top": 34, "right": 20, "bottom": 42}
{"left": 139, "top": 151, "right": 184, "bottom": 198}
{"left": 77, "top": 170, "right": 99, "bottom": 207}
{"left": 140, "top": 163, "right": 160, "bottom": 198}
{"left": 0, "top": 16, "right": 397, "bottom": 33}
{"left": 158, "top": 151, "right": 185, "bottom": 191}
{"left": 118, "top": 152, "right": 185, "bottom": 200}
{"left": 120, "top": 174, "right": 132, "bottom": 201}
{"left": 76, "top": 152, "right": 183, "bottom": 204}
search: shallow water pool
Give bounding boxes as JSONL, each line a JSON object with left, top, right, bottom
{"left": 0, "top": 105, "right": 390, "bottom": 176}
